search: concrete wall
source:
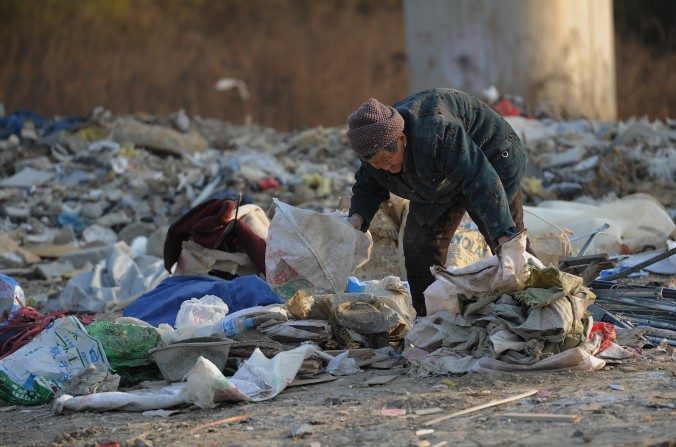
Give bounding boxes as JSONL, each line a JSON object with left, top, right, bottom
{"left": 403, "top": 0, "right": 617, "bottom": 120}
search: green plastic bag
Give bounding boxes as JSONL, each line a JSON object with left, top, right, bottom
{"left": 87, "top": 322, "right": 160, "bottom": 368}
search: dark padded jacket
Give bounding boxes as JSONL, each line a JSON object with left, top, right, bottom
{"left": 348, "top": 88, "right": 526, "bottom": 244}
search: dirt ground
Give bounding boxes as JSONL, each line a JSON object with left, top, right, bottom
{"left": 1, "top": 352, "right": 674, "bottom": 447}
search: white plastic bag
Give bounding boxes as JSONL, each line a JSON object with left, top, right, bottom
{"left": 175, "top": 295, "right": 229, "bottom": 329}
{"left": 182, "top": 344, "right": 319, "bottom": 408}
{"left": 524, "top": 193, "right": 676, "bottom": 261}
{"left": 265, "top": 199, "right": 372, "bottom": 298}
{"left": 0, "top": 273, "right": 24, "bottom": 319}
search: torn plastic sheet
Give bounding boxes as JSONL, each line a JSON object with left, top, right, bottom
{"left": 183, "top": 344, "right": 321, "bottom": 409}
{"left": 54, "top": 344, "right": 326, "bottom": 413}
{"left": 326, "top": 351, "right": 361, "bottom": 376}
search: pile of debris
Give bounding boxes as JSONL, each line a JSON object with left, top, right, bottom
{"left": 0, "top": 105, "right": 674, "bottom": 417}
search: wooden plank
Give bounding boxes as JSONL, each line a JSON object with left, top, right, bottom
{"left": 288, "top": 374, "right": 336, "bottom": 387}
{"left": 423, "top": 389, "right": 538, "bottom": 426}
{"left": 415, "top": 429, "right": 435, "bottom": 436}
{"left": 497, "top": 412, "right": 581, "bottom": 423}
{"left": 356, "top": 354, "right": 391, "bottom": 368}
{"left": 559, "top": 253, "right": 608, "bottom": 267}
{"left": 368, "top": 359, "right": 399, "bottom": 369}
{"left": 324, "top": 348, "right": 374, "bottom": 359}
{"left": 364, "top": 375, "right": 398, "bottom": 386}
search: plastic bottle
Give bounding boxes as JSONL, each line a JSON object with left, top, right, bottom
{"left": 219, "top": 317, "right": 256, "bottom": 337}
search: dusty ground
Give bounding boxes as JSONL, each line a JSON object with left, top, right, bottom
{"left": 1, "top": 353, "right": 674, "bottom": 447}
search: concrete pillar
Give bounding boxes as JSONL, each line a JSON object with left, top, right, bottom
{"left": 403, "top": 0, "right": 617, "bottom": 120}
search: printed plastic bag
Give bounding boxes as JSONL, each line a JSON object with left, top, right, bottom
{"left": 0, "top": 316, "right": 109, "bottom": 405}
{"left": 445, "top": 216, "right": 491, "bottom": 268}
{"left": 265, "top": 200, "right": 372, "bottom": 298}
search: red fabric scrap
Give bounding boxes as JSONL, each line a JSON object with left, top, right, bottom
{"left": 257, "top": 177, "right": 281, "bottom": 191}
{"left": 589, "top": 322, "right": 616, "bottom": 353}
{"left": 492, "top": 98, "right": 522, "bottom": 117}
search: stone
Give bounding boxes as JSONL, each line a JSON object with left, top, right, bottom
{"left": 58, "top": 245, "right": 111, "bottom": 268}
{"left": 146, "top": 226, "right": 168, "bottom": 258}
{"left": 0, "top": 251, "right": 24, "bottom": 268}
{"left": 111, "top": 118, "right": 207, "bottom": 157}
{"left": 2, "top": 205, "right": 31, "bottom": 220}
{"left": 35, "top": 261, "right": 76, "bottom": 279}
{"left": 83, "top": 224, "right": 118, "bottom": 245}
{"left": 14, "top": 156, "right": 53, "bottom": 172}
{"left": 81, "top": 202, "right": 106, "bottom": 220}
{"left": 288, "top": 423, "right": 313, "bottom": 438}
{"left": 98, "top": 211, "right": 130, "bottom": 227}
{"left": 0, "top": 167, "right": 53, "bottom": 188}
{"left": 118, "top": 223, "right": 155, "bottom": 245}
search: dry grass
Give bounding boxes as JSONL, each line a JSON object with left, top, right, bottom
{"left": 0, "top": 0, "right": 672, "bottom": 130}
{"left": 615, "top": 36, "right": 676, "bottom": 120}
{"left": 0, "top": 0, "right": 407, "bottom": 130}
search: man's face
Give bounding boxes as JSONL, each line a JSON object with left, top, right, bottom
{"left": 365, "top": 134, "right": 406, "bottom": 173}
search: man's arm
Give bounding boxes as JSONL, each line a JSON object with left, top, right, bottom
{"left": 437, "top": 123, "right": 516, "bottom": 244}
{"left": 349, "top": 163, "right": 390, "bottom": 232}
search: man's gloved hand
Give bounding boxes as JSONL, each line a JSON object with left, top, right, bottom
{"left": 347, "top": 213, "right": 364, "bottom": 230}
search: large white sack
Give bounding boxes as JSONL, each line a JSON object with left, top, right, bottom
{"left": 265, "top": 199, "right": 372, "bottom": 298}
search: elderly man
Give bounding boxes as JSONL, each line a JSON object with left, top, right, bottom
{"left": 346, "top": 88, "right": 529, "bottom": 316}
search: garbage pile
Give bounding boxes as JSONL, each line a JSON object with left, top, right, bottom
{"left": 506, "top": 116, "right": 676, "bottom": 207}
{"left": 0, "top": 105, "right": 675, "bottom": 415}
{"left": 405, "top": 233, "right": 620, "bottom": 375}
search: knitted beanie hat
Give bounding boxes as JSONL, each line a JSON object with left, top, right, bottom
{"left": 347, "top": 98, "right": 404, "bottom": 158}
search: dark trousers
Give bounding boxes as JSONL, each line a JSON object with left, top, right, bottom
{"left": 403, "top": 190, "right": 529, "bottom": 317}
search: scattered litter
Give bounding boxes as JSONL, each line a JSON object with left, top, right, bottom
{"left": 380, "top": 407, "right": 407, "bottom": 417}
{"left": 609, "top": 384, "right": 625, "bottom": 391}
{"left": 424, "top": 389, "right": 538, "bottom": 426}
{"left": 498, "top": 413, "right": 581, "bottom": 423}
{"left": 288, "top": 423, "right": 314, "bottom": 438}
{"left": 415, "top": 429, "right": 435, "bottom": 436}
{"left": 141, "top": 409, "right": 182, "bottom": 417}
{"left": 189, "top": 414, "right": 250, "bottom": 434}
{"left": 414, "top": 407, "right": 443, "bottom": 416}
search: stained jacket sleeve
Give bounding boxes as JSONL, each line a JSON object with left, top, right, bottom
{"left": 349, "top": 163, "right": 390, "bottom": 231}
{"left": 437, "top": 123, "right": 515, "bottom": 243}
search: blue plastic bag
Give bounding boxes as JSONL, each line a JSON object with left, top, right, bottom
{"left": 123, "top": 275, "right": 283, "bottom": 327}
